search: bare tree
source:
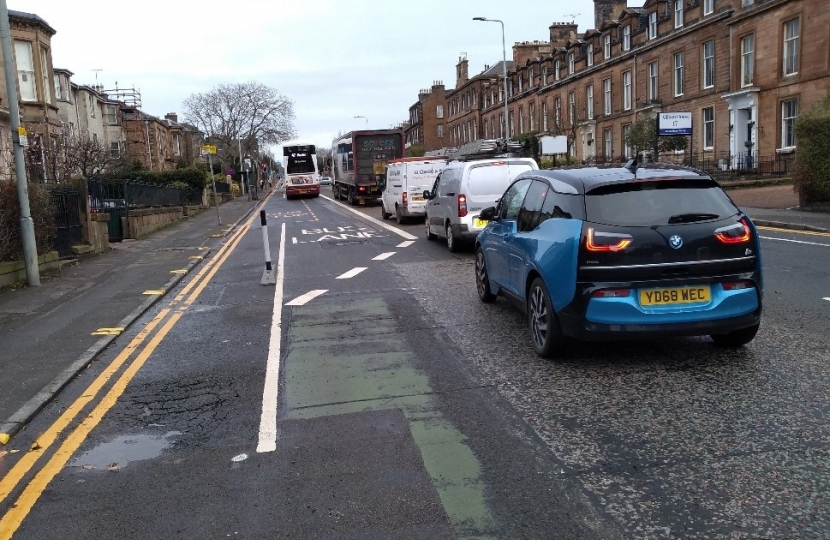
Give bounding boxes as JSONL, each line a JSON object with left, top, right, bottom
{"left": 182, "top": 82, "right": 296, "bottom": 166}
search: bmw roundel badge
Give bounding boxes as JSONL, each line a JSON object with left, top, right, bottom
{"left": 669, "top": 235, "right": 684, "bottom": 249}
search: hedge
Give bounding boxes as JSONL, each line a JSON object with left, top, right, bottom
{"left": 0, "top": 181, "right": 55, "bottom": 262}
{"left": 122, "top": 167, "right": 208, "bottom": 190}
{"left": 793, "top": 94, "right": 830, "bottom": 203}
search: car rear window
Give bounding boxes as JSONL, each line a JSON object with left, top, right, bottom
{"left": 467, "top": 162, "right": 535, "bottom": 197}
{"left": 585, "top": 178, "right": 739, "bottom": 226}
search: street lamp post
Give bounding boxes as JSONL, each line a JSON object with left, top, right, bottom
{"left": 353, "top": 115, "right": 368, "bottom": 130}
{"left": 473, "top": 17, "right": 510, "bottom": 142}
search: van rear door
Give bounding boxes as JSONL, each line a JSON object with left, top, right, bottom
{"left": 465, "top": 160, "right": 536, "bottom": 223}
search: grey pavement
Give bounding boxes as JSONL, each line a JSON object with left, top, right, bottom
{"left": 0, "top": 193, "right": 268, "bottom": 443}
{"left": 0, "top": 183, "right": 826, "bottom": 445}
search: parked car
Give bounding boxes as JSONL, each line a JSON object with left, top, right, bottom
{"left": 319, "top": 176, "right": 332, "bottom": 187}
{"left": 423, "top": 157, "right": 538, "bottom": 252}
{"left": 474, "top": 161, "right": 763, "bottom": 358}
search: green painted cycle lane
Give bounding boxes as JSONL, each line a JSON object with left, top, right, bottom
{"left": 282, "top": 296, "right": 499, "bottom": 540}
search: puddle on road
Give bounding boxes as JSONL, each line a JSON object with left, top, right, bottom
{"left": 69, "top": 431, "right": 181, "bottom": 470}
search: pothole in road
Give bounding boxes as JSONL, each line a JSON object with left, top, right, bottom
{"left": 69, "top": 431, "right": 181, "bottom": 470}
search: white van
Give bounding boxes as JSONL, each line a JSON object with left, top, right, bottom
{"left": 381, "top": 157, "right": 448, "bottom": 223}
{"left": 424, "top": 157, "right": 539, "bottom": 252}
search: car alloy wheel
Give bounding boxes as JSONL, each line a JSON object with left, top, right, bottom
{"left": 475, "top": 248, "right": 496, "bottom": 303}
{"left": 528, "top": 278, "right": 565, "bottom": 359}
{"left": 446, "top": 223, "right": 459, "bottom": 253}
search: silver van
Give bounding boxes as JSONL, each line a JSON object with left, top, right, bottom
{"left": 423, "top": 157, "right": 538, "bottom": 252}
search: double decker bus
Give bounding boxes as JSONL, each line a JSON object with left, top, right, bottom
{"left": 332, "top": 129, "right": 404, "bottom": 205}
{"left": 282, "top": 140, "right": 319, "bottom": 199}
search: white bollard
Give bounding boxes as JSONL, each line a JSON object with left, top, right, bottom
{"left": 260, "top": 210, "right": 276, "bottom": 285}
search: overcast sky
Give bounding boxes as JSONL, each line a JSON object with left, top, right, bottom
{"left": 23, "top": 0, "right": 596, "bottom": 157}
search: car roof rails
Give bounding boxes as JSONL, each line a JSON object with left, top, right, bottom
{"left": 448, "top": 138, "right": 525, "bottom": 161}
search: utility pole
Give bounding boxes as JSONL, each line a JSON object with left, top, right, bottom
{"left": 0, "top": 0, "right": 39, "bottom": 285}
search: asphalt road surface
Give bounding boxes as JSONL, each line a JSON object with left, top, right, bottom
{"left": 1, "top": 190, "right": 828, "bottom": 539}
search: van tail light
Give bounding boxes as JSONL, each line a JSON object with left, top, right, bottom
{"left": 359, "top": 186, "right": 367, "bottom": 192}
{"left": 458, "top": 194, "right": 468, "bottom": 217}
{"left": 585, "top": 228, "right": 633, "bottom": 252}
{"left": 402, "top": 191, "right": 408, "bottom": 207}
{"left": 592, "top": 288, "right": 631, "bottom": 298}
{"left": 722, "top": 280, "right": 752, "bottom": 291}
{"left": 715, "top": 219, "right": 752, "bottom": 244}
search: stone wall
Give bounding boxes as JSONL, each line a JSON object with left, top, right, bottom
{"left": 126, "top": 207, "right": 184, "bottom": 239}
{"left": 0, "top": 252, "right": 60, "bottom": 289}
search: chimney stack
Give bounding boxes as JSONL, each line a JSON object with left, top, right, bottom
{"left": 456, "top": 57, "right": 469, "bottom": 87}
{"left": 165, "top": 112, "right": 178, "bottom": 123}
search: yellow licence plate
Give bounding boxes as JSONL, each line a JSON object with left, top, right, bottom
{"left": 411, "top": 195, "right": 424, "bottom": 201}
{"left": 473, "top": 218, "right": 488, "bottom": 228}
{"left": 640, "top": 286, "right": 711, "bottom": 306}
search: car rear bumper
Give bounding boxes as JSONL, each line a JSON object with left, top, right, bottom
{"left": 558, "top": 273, "right": 762, "bottom": 340}
{"left": 452, "top": 223, "right": 485, "bottom": 242}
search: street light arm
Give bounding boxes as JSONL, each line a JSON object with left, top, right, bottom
{"left": 474, "top": 17, "right": 510, "bottom": 141}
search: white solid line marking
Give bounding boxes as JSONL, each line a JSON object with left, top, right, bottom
{"left": 286, "top": 289, "right": 328, "bottom": 306}
{"left": 397, "top": 240, "right": 415, "bottom": 248}
{"left": 257, "top": 222, "right": 286, "bottom": 453}
{"left": 372, "top": 252, "right": 396, "bottom": 261}
{"left": 823, "top": 297, "right": 830, "bottom": 302}
{"left": 292, "top": 237, "right": 297, "bottom": 244}
{"left": 336, "top": 267, "right": 367, "bottom": 279}
{"left": 760, "top": 236, "right": 830, "bottom": 248}
{"left": 321, "top": 195, "right": 418, "bottom": 240}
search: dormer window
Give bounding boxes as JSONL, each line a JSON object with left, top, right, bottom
{"left": 587, "top": 44, "right": 594, "bottom": 66}
{"left": 674, "top": 0, "right": 684, "bottom": 28}
{"left": 568, "top": 52, "right": 574, "bottom": 75}
{"left": 604, "top": 35, "right": 611, "bottom": 59}
{"left": 648, "top": 12, "right": 658, "bottom": 39}
{"left": 623, "top": 26, "right": 631, "bottom": 51}
{"left": 555, "top": 60, "right": 561, "bottom": 80}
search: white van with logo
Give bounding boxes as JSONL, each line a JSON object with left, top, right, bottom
{"left": 381, "top": 157, "right": 448, "bottom": 223}
{"left": 424, "top": 157, "right": 539, "bottom": 252}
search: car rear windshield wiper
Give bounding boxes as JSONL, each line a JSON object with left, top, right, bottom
{"left": 667, "top": 213, "right": 721, "bottom": 224}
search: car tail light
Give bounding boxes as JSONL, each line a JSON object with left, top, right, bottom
{"left": 592, "top": 288, "right": 631, "bottom": 298}
{"left": 359, "top": 186, "right": 367, "bottom": 192}
{"left": 715, "top": 219, "right": 751, "bottom": 244}
{"left": 458, "top": 194, "right": 468, "bottom": 217}
{"left": 722, "top": 281, "right": 752, "bottom": 291}
{"left": 402, "top": 191, "right": 408, "bottom": 207}
{"left": 585, "top": 228, "right": 633, "bottom": 252}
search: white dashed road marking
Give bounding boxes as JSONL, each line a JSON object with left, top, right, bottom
{"left": 823, "top": 297, "right": 830, "bottom": 302}
{"left": 397, "top": 241, "right": 415, "bottom": 248}
{"left": 760, "top": 236, "right": 830, "bottom": 248}
{"left": 372, "top": 252, "right": 396, "bottom": 261}
{"left": 286, "top": 289, "right": 328, "bottom": 306}
{"left": 336, "top": 267, "right": 367, "bottom": 280}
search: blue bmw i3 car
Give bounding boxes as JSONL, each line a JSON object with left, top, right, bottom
{"left": 474, "top": 161, "right": 763, "bottom": 358}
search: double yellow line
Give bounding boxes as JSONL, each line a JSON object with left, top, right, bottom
{"left": 0, "top": 203, "right": 264, "bottom": 538}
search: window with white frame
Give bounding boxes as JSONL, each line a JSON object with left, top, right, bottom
{"left": 587, "top": 44, "right": 594, "bottom": 67}
{"left": 106, "top": 104, "right": 118, "bottom": 125}
{"left": 40, "top": 47, "right": 52, "bottom": 104}
{"left": 586, "top": 85, "right": 594, "bottom": 119}
{"left": 529, "top": 101, "right": 535, "bottom": 130}
{"left": 741, "top": 35, "right": 754, "bottom": 87}
{"left": 510, "top": 112, "right": 515, "bottom": 137}
{"left": 568, "top": 53, "right": 574, "bottom": 75}
{"left": 783, "top": 18, "right": 799, "bottom": 76}
{"left": 649, "top": 61, "right": 658, "bottom": 100}
{"left": 519, "top": 106, "right": 525, "bottom": 133}
{"left": 648, "top": 12, "right": 658, "bottom": 40}
{"left": 674, "top": 0, "right": 684, "bottom": 28}
{"left": 623, "top": 124, "right": 632, "bottom": 157}
{"left": 623, "top": 26, "right": 631, "bottom": 51}
{"left": 623, "top": 71, "right": 631, "bottom": 110}
{"left": 555, "top": 97, "right": 561, "bottom": 126}
{"left": 604, "top": 128, "right": 612, "bottom": 161}
{"left": 110, "top": 142, "right": 120, "bottom": 158}
{"left": 173, "top": 133, "right": 181, "bottom": 156}
{"left": 555, "top": 60, "right": 561, "bottom": 80}
{"left": 674, "top": 52, "right": 684, "bottom": 96}
{"left": 13, "top": 40, "right": 37, "bottom": 102}
{"left": 604, "top": 35, "right": 611, "bottom": 59}
{"left": 568, "top": 91, "right": 575, "bottom": 124}
{"left": 603, "top": 78, "right": 612, "bottom": 115}
{"left": 542, "top": 101, "right": 548, "bottom": 131}
{"left": 542, "top": 67, "right": 548, "bottom": 85}
{"left": 529, "top": 67, "right": 534, "bottom": 87}
{"left": 703, "top": 0, "right": 714, "bottom": 15}
{"left": 436, "top": 105, "right": 444, "bottom": 118}
{"left": 703, "top": 41, "right": 715, "bottom": 88}
{"left": 88, "top": 93, "right": 96, "bottom": 117}
{"left": 518, "top": 75, "right": 523, "bottom": 93}
{"left": 702, "top": 107, "right": 714, "bottom": 149}
{"left": 781, "top": 99, "right": 797, "bottom": 148}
